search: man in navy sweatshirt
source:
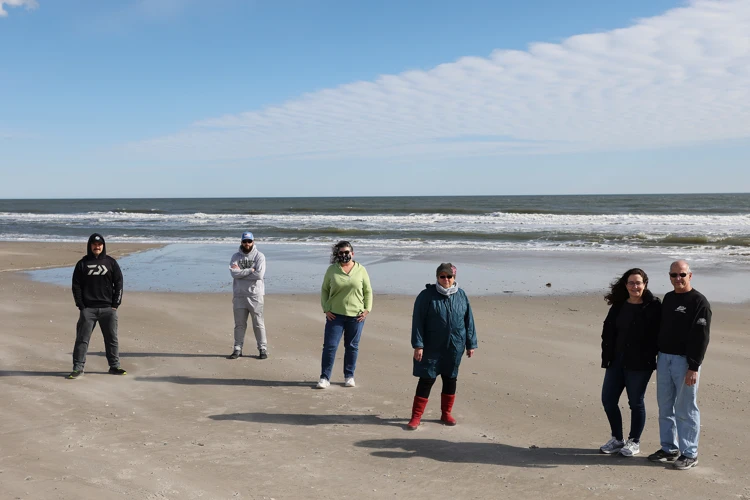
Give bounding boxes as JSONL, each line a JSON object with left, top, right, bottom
{"left": 648, "top": 260, "right": 711, "bottom": 470}
{"left": 68, "top": 233, "right": 126, "bottom": 379}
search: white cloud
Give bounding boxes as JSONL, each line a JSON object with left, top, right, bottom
{"left": 128, "top": 0, "right": 750, "bottom": 162}
{"left": 0, "top": 0, "right": 38, "bottom": 17}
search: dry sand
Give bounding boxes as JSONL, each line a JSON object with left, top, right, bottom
{"left": 1, "top": 242, "right": 748, "bottom": 499}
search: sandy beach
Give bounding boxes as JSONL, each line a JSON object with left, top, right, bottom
{"left": 1, "top": 242, "right": 749, "bottom": 499}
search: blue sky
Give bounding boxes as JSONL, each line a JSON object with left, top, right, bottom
{"left": 1, "top": 0, "right": 749, "bottom": 198}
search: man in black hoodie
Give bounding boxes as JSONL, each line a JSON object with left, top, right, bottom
{"left": 68, "top": 233, "right": 126, "bottom": 379}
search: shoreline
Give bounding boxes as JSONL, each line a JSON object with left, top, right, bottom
{"left": 12, "top": 241, "right": 750, "bottom": 305}
{"left": 0, "top": 241, "right": 163, "bottom": 274}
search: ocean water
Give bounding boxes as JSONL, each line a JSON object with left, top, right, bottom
{"left": 2, "top": 194, "right": 750, "bottom": 264}
{"left": 10, "top": 194, "right": 750, "bottom": 301}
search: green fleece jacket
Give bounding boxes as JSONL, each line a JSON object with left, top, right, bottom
{"left": 321, "top": 262, "right": 373, "bottom": 316}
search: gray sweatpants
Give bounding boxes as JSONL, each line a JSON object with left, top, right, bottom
{"left": 233, "top": 296, "right": 267, "bottom": 351}
{"left": 73, "top": 307, "right": 119, "bottom": 371}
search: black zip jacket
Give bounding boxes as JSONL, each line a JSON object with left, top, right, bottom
{"left": 71, "top": 233, "right": 123, "bottom": 309}
{"left": 601, "top": 290, "right": 661, "bottom": 371}
{"left": 658, "top": 289, "right": 711, "bottom": 371}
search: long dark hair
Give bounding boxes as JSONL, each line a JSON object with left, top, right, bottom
{"left": 330, "top": 240, "right": 354, "bottom": 264}
{"left": 604, "top": 268, "right": 649, "bottom": 305}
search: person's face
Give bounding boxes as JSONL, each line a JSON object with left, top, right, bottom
{"left": 337, "top": 247, "right": 353, "bottom": 262}
{"left": 90, "top": 241, "right": 103, "bottom": 256}
{"left": 241, "top": 239, "right": 254, "bottom": 252}
{"left": 625, "top": 273, "right": 646, "bottom": 300}
{"left": 669, "top": 262, "right": 692, "bottom": 292}
{"left": 438, "top": 272, "right": 455, "bottom": 287}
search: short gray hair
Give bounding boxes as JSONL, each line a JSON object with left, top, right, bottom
{"left": 670, "top": 260, "right": 691, "bottom": 272}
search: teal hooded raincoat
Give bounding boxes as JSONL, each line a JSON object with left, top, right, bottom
{"left": 411, "top": 284, "right": 478, "bottom": 379}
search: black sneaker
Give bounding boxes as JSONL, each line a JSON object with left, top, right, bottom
{"left": 227, "top": 349, "right": 242, "bottom": 359}
{"left": 673, "top": 455, "right": 699, "bottom": 470}
{"left": 259, "top": 349, "right": 268, "bottom": 360}
{"left": 108, "top": 367, "right": 127, "bottom": 375}
{"left": 67, "top": 370, "right": 83, "bottom": 380}
{"left": 647, "top": 449, "right": 680, "bottom": 463}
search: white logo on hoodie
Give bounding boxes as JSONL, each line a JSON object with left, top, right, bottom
{"left": 87, "top": 264, "right": 108, "bottom": 276}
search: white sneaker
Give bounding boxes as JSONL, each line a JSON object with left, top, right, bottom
{"left": 620, "top": 438, "right": 640, "bottom": 457}
{"left": 316, "top": 378, "right": 330, "bottom": 389}
{"left": 599, "top": 436, "right": 625, "bottom": 454}
{"left": 344, "top": 377, "right": 356, "bottom": 388}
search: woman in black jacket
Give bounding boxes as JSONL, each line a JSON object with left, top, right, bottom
{"left": 599, "top": 268, "right": 661, "bottom": 457}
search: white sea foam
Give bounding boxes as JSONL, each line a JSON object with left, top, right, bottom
{"left": 1, "top": 210, "right": 749, "bottom": 265}
{"left": 1, "top": 210, "right": 749, "bottom": 230}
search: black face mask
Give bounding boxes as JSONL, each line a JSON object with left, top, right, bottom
{"left": 339, "top": 254, "right": 352, "bottom": 264}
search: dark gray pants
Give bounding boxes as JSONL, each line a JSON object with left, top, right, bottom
{"left": 73, "top": 307, "right": 119, "bottom": 371}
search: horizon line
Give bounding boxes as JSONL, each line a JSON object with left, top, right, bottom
{"left": 1, "top": 192, "right": 749, "bottom": 201}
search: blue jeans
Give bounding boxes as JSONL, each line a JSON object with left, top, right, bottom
{"left": 656, "top": 352, "right": 701, "bottom": 458}
{"left": 320, "top": 315, "right": 365, "bottom": 380}
{"left": 601, "top": 352, "right": 653, "bottom": 441}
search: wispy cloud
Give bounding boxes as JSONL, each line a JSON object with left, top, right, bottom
{"left": 0, "top": 0, "right": 38, "bottom": 18}
{"left": 128, "top": 0, "right": 750, "bottom": 162}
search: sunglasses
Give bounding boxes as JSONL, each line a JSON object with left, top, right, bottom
{"left": 242, "top": 240, "right": 253, "bottom": 243}
{"left": 669, "top": 272, "right": 688, "bottom": 278}
{"left": 438, "top": 274, "right": 454, "bottom": 279}
{"left": 338, "top": 250, "right": 351, "bottom": 256}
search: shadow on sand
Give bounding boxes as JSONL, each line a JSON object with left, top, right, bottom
{"left": 354, "top": 438, "right": 660, "bottom": 468}
{"left": 134, "top": 375, "right": 315, "bottom": 388}
{"left": 208, "top": 412, "right": 404, "bottom": 428}
{"left": 0, "top": 370, "right": 109, "bottom": 378}
{"left": 90, "top": 351, "right": 227, "bottom": 359}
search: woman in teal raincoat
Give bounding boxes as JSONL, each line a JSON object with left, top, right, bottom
{"left": 407, "top": 263, "right": 477, "bottom": 430}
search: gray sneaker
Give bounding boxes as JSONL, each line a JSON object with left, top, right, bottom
{"left": 648, "top": 448, "right": 680, "bottom": 462}
{"left": 673, "top": 455, "right": 699, "bottom": 470}
{"left": 620, "top": 439, "right": 640, "bottom": 457}
{"left": 599, "top": 437, "right": 625, "bottom": 454}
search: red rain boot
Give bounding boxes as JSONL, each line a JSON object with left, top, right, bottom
{"left": 407, "top": 396, "right": 429, "bottom": 430}
{"left": 440, "top": 393, "right": 457, "bottom": 426}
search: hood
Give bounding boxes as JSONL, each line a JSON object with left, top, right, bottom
{"left": 86, "top": 233, "right": 107, "bottom": 258}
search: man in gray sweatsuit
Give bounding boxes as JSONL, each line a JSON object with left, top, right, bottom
{"left": 228, "top": 231, "right": 268, "bottom": 359}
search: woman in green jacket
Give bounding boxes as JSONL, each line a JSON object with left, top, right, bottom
{"left": 317, "top": 241, "right": 373, "bottom": 389}
{"left": 407, "top": 263, "right": 477, "bottom": 430}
